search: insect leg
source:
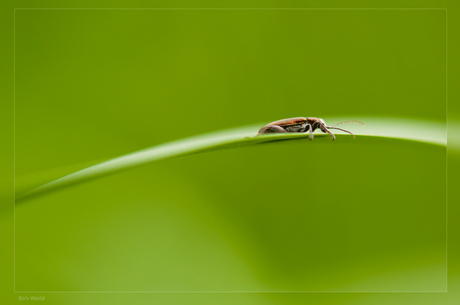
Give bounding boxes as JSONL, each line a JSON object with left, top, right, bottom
{"left": 308, "top": 124, "right": 314, "bottom": 141}
{"left": 322, "top": 126, "right": 336, "bottom": 141}
{"left": 256, "top": 125, "right": 287, "bottom": 136}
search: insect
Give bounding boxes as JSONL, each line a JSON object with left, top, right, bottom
{"left": 256, "top": 117, "right": 364, "bottom": 141}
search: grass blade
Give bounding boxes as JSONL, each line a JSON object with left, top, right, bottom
{"left": 16, "top": 117, "right": 447, "bottom": 202}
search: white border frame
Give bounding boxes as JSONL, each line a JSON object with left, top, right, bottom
{"left": 13, "top": 7, "right": 448, "bottom": 294}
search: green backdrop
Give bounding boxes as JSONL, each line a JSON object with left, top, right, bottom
{"left": 1, "top": 1, "right": 458, "bottom": 305}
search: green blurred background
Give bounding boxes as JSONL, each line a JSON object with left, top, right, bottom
{"left": 2, "top": 1, "right": 459, "bottom": 304}
{"left": 14, "top": 9, "right": 446, "bottom": 176}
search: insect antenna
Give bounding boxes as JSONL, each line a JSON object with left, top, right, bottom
{"left": 326, "top": 126, "right": 355, "bottom": 138}
{"left": 331, "top": 120, "right": 364, "bottom": 127}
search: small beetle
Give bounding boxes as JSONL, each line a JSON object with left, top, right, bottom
{"left": 256, "top": 117, "right": 363, "bottom": 141}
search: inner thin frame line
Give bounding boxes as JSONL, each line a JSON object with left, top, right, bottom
{"left": 14, "top": 291, "right": 449, "bottom": 293}
{"left": 445, "top": 8, "right": 449, "bottom": 293}
{"left": 14, "top": 8, "right": 447, "bottom": 10}
{"left": 13, "top": 7, "right": 448, "bottom": 294}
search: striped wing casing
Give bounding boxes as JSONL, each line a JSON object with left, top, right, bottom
{"left": 258, "top": 117, "right": 307, "bottom": 133}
